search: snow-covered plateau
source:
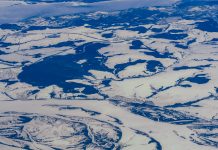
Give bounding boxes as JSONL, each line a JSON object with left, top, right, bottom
{"left": 0, "top": 0, "right": 217, "bottom": 149}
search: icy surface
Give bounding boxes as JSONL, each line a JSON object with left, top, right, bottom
{"left": 0, "top": 0, "right": 218, "bottom": 149}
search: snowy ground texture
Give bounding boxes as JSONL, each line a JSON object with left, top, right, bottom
{"left": 0, "top": 0, "right": 218, "bottom": 149}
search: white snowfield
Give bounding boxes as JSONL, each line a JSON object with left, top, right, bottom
{"left": 0, "top": 0, "right": 218, "bottom": 149}
{"left": 0, "top": 20, "right": 218, "bottom": 149}
{"left": 0, "top": 99, "right": 216, "bottom": 150}
{"left": 0, "top": 19, "right": 217, "bottom": 104}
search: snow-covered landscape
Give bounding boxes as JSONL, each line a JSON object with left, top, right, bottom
{"left": 0, "top": 0, "right": 217, "bottom": 149}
